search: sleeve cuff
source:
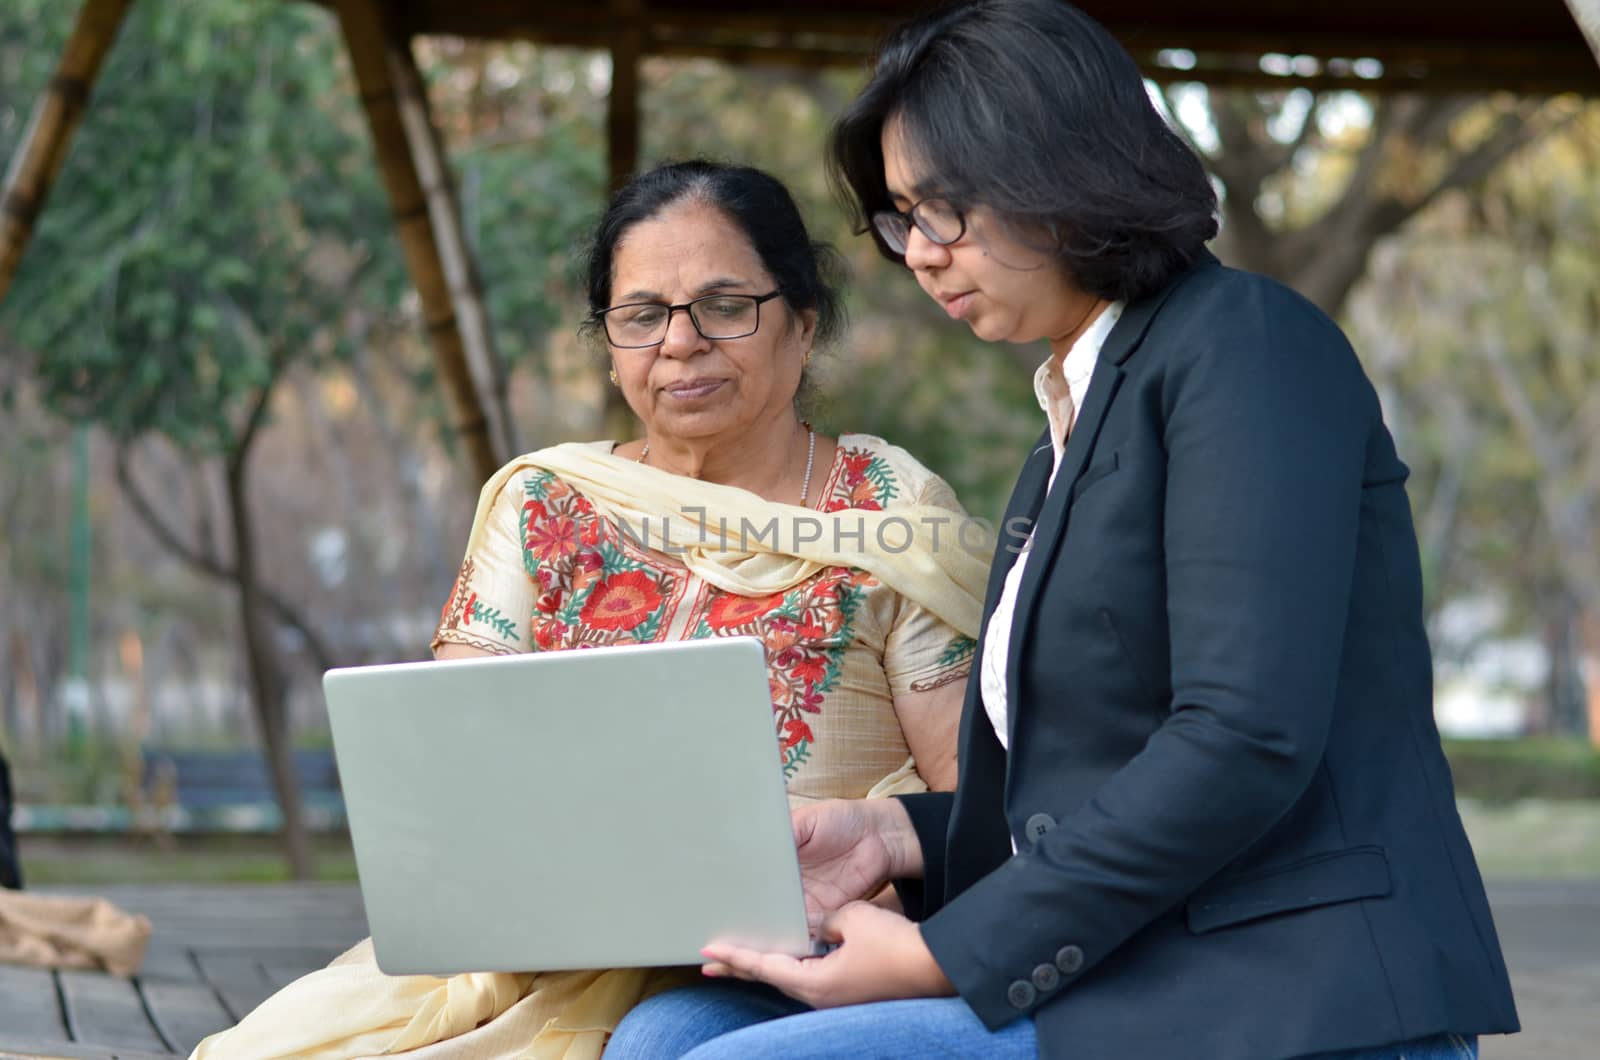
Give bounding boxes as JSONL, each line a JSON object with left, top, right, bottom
{"left": 891, "top": 792, "right": 953, "bottom": 920}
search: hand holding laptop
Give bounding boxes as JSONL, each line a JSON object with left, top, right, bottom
{"left": 789, "top": 798, "right": 926, "bottom": 930}
{"left": 698, "top": 797, "right": 954, "bottom": 1007}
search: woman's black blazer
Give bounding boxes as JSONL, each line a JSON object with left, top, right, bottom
{"left": 896, "top": 253, "right": 1519, "bottom": 1060}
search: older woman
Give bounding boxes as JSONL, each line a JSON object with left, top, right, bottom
{"left": 607, "top": 3, "right": 1519, "bottom": 1060}
{"left": 191, "top": 161, "right": 987, "bottom": 1060}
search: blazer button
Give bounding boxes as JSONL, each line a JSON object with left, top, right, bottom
{"left": 1023, "top": 813, "right": 1056, "bottom": 843}
{"left": 1055, "top": 944, "right": 1084, "bottom": 974}
{"left": 1006, "top": 979, "right": 1037, "bottom": 1010}
{"left": 1031, "top": 962, "right": 1061, "bottom": 992}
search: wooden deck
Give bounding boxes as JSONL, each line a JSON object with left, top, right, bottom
{"left": 0, "top": 884, "right": 367, "bottom": 1059}
{"left": 0, "top": 879, "right": 1594, "bottom": 1058}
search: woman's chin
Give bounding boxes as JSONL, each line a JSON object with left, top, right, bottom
{"left": 644, "top": 409, "right": 738, "bottom": 443}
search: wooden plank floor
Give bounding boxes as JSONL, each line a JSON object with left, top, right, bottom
{"left": 0, "top": 884, "right": 367, "bottom": 1059}
{"left": 2, "top": 880, "right": 1594, "bottom": 1057}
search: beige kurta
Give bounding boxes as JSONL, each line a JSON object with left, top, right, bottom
{"left": 192, "top": 433, "right": 977, "bottom": 1060}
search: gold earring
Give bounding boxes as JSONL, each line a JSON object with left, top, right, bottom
{"left": 801, "top": 348, "right": 813, "bottom": 369}
{"left": 608, "top": 367, "right": 620, "bottom": 387}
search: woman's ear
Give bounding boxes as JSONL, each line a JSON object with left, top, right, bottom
{"left": 794, "top": 308, "right": 819, "bottom": 351}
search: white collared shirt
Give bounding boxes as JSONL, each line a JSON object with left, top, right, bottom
{"left": 980, "top": 301, "right": 1123, "bottom": 751}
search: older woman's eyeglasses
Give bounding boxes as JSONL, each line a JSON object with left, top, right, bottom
{"left": 871, "top": 198, "right": 966, "bottom": 255}
{"left": 596, "top": 291, "right": 783, "bottom": 348}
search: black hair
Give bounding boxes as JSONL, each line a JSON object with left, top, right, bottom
{"left": 581, "top": 160, "right": 845, "bottom": 349}
{"left": 828, "top": 0, "right": 1218, "bottom": 303}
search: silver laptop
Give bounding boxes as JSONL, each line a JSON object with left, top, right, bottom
{"left": 323, "top": 636, "right": 813, "bottom": 974}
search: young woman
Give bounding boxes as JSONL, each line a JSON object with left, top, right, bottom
{"left": 606, "top": 3, "right": 1519, "bottom": 1058}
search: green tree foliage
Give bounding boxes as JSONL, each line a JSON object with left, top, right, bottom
{"left": 2, "top": 0, "right": 405, "bottom": 443}
{"left": 1349, "top": 110, "right": 1600, "bottom": 737}
{"left": 2, "top": 0, "right": 410, "bottom": 876}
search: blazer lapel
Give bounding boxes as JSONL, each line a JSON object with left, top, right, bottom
{"left": 952, "top": 433, "right": 1054, "bottom": 772}
{"left": 981, "top": 434, "right": 1054, "bottom": 615}
{"left": 1002, "top": 359, "right": 1126, "bottom": 733}
{"left": 1001, "top": 278, "right": 1191, "bottom": 746}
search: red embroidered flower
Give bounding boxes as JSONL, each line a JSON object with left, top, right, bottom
{"left": 849, "top": 480, "right": 880, "bottom": 507}
{"left": 796, "top": 687, "right": 824, "bottom": 714}
{"left": 762, "top": 616, "right": 800, "bottom": 653}
{"left": 706, "top": 591, "right": 785, "bottom": 631}
{"left": 534, "top": 620, "right": 568, "bottom": 650}
{"left": 535, "top": 590, "right": 564, "bottom": 616}
{"left": 823, "top": 498, "right": 851, "bottom": 513}
{"left": 439, "top": 575, "right": 463, "bottom": 627}
{"left": 523, "top": 500, "right": 547, "bottom": 531}
{"left": 527, "top": 515, "right": 580, "bottom": 564}
{"left": 842, "top": 452, "right": 873, "bottom": 484}
{"left": 462, "top": 591, "right": 478, "bottom": 625}
{"left": 579, "top": 570, "right": 664, "bottom": 631}
{"left": 790, "top": 653, "right": 828, "bottom": 686}
{"left": 781, "top": 716, "right": 814, "bottom": 749}
{"left": 579, "top": 520, "right": 602, "bottom": 547}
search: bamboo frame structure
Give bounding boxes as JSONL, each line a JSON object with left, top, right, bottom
{"left": 600, "top": 0, "right": 646, "bottom": 441}
{"left": 1568, "top": 0, "right": 1600, "bottom": 62}
{"left": 609, "top": 0, "right": 644, "bottom": 195}
{"left": 350, "top": 1, "right": 1600, "bottom": 95}
{"left": 334, "top": 0, "right": 514, "bottom": 483}
{"left": 0, "top": 0, "right": 132, "bottom": 304}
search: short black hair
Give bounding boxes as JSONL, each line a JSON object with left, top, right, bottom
{"left": 829, "top": 0, "right": 1218, "bottom": 303}
{"left": 582, "top": 160, "right": 845, "bottom": 348}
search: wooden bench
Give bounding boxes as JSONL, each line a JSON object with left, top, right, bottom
{"left": 139, "top": 748, "right": 346, "bottom": 830}
{"left": 0, "top": 883, "right": 368, "bottom": 1058}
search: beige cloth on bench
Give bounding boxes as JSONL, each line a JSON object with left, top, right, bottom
{"left": 0, "top": 890, "right": 151, "bottom": 976}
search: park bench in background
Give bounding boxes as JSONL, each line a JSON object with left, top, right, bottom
{"left": 12, "top": 748, "right": 346, "bottom": 835}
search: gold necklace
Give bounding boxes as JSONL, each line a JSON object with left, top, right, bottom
{"left": 637, "top": 426, "right": 817, "bottom": 505}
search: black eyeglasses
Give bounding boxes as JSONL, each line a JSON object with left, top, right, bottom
{"left": 595, "top": 291, "right": 783, "bottom": 348}
{"left": 871, "top": 198, "right": 967, "bottom": 255}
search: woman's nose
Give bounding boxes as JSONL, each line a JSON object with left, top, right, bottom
{"left": 658, "top": 306, "right": 708, "bottom": 358}
{"left": 901, "top": 225, "right": 951, "bottom": 272}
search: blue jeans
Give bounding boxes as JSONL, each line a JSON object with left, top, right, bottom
{"left": 607, "top": 979, "right": 1478, "bottom": 1059}
{"left": 606, "top": 980, "right": 1038, "bottom": 1059}
{"left": 1299, "top": 1033, "right": 1478, "bottom": 1059}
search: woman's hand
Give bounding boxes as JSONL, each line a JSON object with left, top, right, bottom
{"left": 701, "top": 902, "right": 955, "bottom": 1008}
{"left": 792, "top": 798, "right": 924, "bottom": 929}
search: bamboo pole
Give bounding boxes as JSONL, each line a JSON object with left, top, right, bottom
{"left": 334, "top": 0, "right": 510, "bottom": 483}
{"left": 601, "top": 0, "right": 644, "bottom": 442}
{"left": 1567, "top": 0, "right": 1600, "bottom": 64}
{"left": 0, "top": 0, "right": 134, "bottom": 304}
{"left": 608, "top": 0, "right": 642, "bottom": 196}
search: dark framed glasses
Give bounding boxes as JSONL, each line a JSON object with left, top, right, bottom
{"left": 871, "top": 198, "right": 967, "bottom": 255}
{"left": 595, "top": 290, "right": 783, "bottom": 348}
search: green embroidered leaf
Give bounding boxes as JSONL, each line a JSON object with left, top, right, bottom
{"left": 863, "top": 458, "right": 901, "bottom": 501}
{"left": 524, "top": 471, "right": 557, "bottom": 502}
{"left": 938, "top": 635, "right": 978, "bottom": 667}
{"left": 469, "top": 601, "right": 520, "bottom": 641}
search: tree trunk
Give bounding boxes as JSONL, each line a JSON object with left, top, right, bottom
{"left": 1583, "top": 610, "right": 1600, "bottom": 749}
{"left": 223, "top": 456, "right": 312, "bottom": 879}
{"left": 1543, "top": 594, "right": 1589, "bottom": 739}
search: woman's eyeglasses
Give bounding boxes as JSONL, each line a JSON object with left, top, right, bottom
{"left": 871, "top": 198, "right": 966, "bottom": 255}
{"left": 596, "top": 290, "right": 783, "bottom": 348}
